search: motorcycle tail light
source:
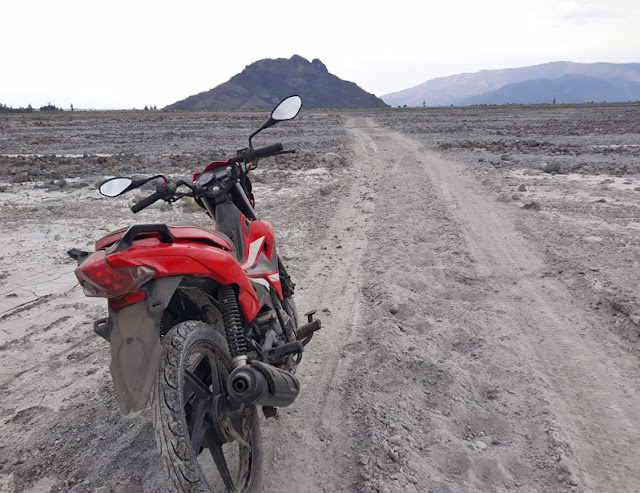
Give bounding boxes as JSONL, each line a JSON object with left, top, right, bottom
{"left": 109, "top": 290, "right": 146, "bottom": 311}
{"left": 75, "top": 250, "right": 156, "bottom": 298}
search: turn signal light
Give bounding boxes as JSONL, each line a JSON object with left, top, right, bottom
{"left": 75, "top": 250, "right": 156, "bottom": 298}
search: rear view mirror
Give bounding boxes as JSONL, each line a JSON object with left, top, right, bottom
{"left": 271, "top": 95, "right": 302, "bottom": 121}
{"left": 248, "top": 95, "right": 303, "bottom": 148}
{"left": 99, "top": 177, "right": 133, "bottom": 197}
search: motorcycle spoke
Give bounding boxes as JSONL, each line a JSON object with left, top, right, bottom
{"left": 205, "top": 433, "right": 236, "bottom": 492}
{"left": 184, "top": 369, "right": 213, "bottom": 400}
{"left": 189, "top": 400, "right": 208, "bottom": 453}
{"left": 208, "top": 355, "right": 226, "bottom": 395}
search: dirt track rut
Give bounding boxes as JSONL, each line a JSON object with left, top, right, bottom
{"left": 261, "top": 120, "right": 379, "bottom": 492}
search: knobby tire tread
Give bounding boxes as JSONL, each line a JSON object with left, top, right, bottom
{"left": 152, "top": 320, "right": 263, "bottom": 492}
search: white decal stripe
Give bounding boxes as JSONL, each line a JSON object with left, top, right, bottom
{"left": 242, "top": 236, "right": 265, "bottom": 269}
{"left": 268, "top": 273, "right": 280, "bottom": 282}
{"left": 250, "top": 278, "right": 270, "bottom": 289}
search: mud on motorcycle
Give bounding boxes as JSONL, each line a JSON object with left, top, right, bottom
{"left": 68, "top": 95, "right": 321, "bottom": 492}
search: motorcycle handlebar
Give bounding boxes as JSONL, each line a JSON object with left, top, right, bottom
{"left": 231, "top": 143, "right": 284, "bottom": 163}
{"left": 253, "top": 143, "right": 284, "bottom": 159}
{"left": 130, "top": 182, "right": 177, "bottom": 213}
{"left": 131, "top": 190, "right": 163, "bottom": 213}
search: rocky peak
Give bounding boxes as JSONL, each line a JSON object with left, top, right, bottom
{"left": 165, "top": 55, "right": 387, "bottom": 110}
{"left": 311, "top": 59, "right": 328, "bottom": 73}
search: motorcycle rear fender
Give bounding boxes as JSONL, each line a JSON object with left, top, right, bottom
{"left": 108, "top": 275, "right": 182, "bottom": 418}
{"left": 107, "top": 238, "right": 260, "bottom": 322}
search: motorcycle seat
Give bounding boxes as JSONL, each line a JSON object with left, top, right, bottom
{"left": 166, "top": 223, "right": 234, "bottom": 252}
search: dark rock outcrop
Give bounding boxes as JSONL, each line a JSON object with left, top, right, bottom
{"left": 165, "top": 55, "right": 387, "bottom": 110}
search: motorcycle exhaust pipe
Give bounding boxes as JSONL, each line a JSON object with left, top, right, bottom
{"left": 228, "top": 360, "right": 299, "bottom": 408}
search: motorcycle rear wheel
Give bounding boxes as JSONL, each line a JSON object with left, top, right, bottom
{"left": 153, "top": 320, "right": 263, "bottom": 492}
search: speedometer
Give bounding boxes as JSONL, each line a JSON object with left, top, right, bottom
{"left": 195, "top": 171, "right": 215, "bottom": 187}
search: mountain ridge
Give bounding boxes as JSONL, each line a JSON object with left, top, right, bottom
{"left": 165, "top": 55, "right": 387, "bottom": 110}
{"left": 382, "top": 61, "right": 640, "bottom": 106}
{"left": 459, "top": 74, "right": 640, "bottom": 105}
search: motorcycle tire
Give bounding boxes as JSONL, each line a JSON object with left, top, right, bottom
{"left": 153, "top": 320, "right": 263, "bottom": 492}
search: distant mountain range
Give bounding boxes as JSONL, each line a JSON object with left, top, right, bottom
{"left": 382, "top": 62, "right": 640, "bottom": 106}
{"left": 165, "top": 55, "right": 387, "bottom": 110}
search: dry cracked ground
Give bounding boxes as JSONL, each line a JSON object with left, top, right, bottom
{"left": 0, "top": 104, "right": 639, "bottom": 493}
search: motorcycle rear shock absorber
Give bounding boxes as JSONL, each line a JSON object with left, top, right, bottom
{"left": 218, "top": 285, "right": 248, "bottom": 367}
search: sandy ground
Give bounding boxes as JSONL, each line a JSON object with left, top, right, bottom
{"left": 0, "top": 104, "right": 639, "bottom": 492}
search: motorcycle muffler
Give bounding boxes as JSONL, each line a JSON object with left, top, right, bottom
{"left": 227, "top": 360, "right": 299, "bottom": 408}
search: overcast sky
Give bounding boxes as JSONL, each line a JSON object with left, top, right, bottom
{"left": 2, "top": 0, "right": 639, "bottom": 109}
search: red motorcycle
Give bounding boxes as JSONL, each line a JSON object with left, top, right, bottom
{"left": 68, "top": 95, "right": 321, "bottom": 492}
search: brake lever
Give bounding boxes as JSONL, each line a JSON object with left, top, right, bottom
{"left": 166, "top": 180, "right": 198, "bottom": 203}
{"left": 168, "top": 192, "right": 189, "bottom": 203}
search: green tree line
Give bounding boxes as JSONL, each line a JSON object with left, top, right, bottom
{"left": 0, "top": 102, "right": 64, "bottom": 113}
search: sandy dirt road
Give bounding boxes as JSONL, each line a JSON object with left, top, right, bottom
{"left": 1, "top": 107, "right": 639, "bottom": 492}
{"left": 266, "top": 115, "right": 640, "bottom": 492}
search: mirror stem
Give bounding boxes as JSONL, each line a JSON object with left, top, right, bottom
{"left": 249, "top": 118, "right": 277, "bottom": 148}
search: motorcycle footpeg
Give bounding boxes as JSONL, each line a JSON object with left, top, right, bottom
{"left": 67, "top": 248, "right": 90, "bottom": 264}
{"left": 295, "top": 319, "right": 322, "bottom": 340}
{"left": 269, "top": 341, "right": 303, "bottom": 361}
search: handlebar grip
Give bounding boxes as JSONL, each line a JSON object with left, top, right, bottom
{"left": 230, "top": 143, "right": 285, "bottom": 163}
{"left": 131, "top": 189, "right": 163, "bottom": 213}
{"left": 252, "top": 143, "right": 284, "bottom": 159}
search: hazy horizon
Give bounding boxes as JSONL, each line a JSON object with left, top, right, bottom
{"left": 5, "top": 59, "right": 640, "bottom": 111}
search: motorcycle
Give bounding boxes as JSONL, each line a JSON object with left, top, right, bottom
{"left": 68, "top": 95, "right": 321, "bottom": 492}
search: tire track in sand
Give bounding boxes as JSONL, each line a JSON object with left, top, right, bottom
{"left": 268, "top": 114, "right": 640, "bottom": 492}
{"left": 414, "top": 135, "right": 640, "bottom": 492}
{"left": 345, "top": 116, "right": 640, "bottom": 492}
{"left": 262, "top": 125, "right": 380, "bottom": 492}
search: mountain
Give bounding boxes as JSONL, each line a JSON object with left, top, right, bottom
{"left": 382, "top": 61, "right": 640, "bottom": 107}
{"left": 459, "top": 74, "right": 640, "bottom": 105}
{"left": 165, "top": 55, "right": 387, "bottom": 110}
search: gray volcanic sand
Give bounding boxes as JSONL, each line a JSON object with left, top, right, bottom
{"left": 0, "top": 104, "right": 639, "bottom": 492}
